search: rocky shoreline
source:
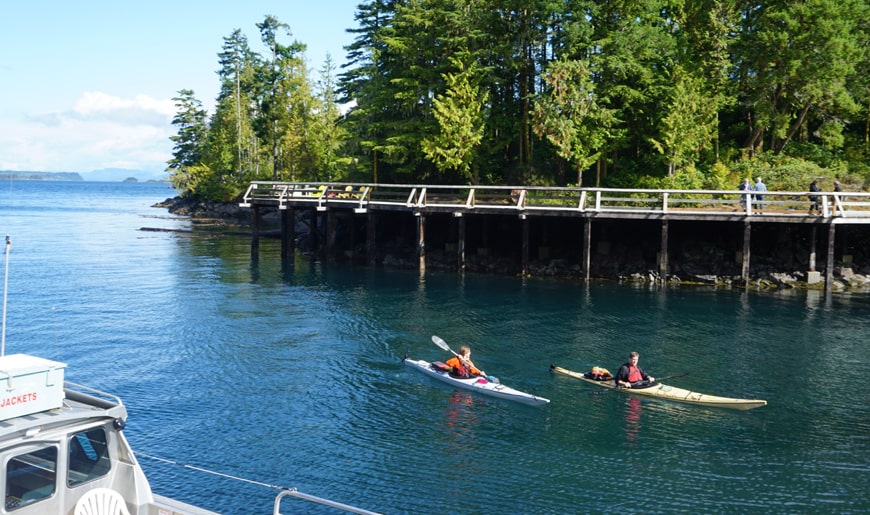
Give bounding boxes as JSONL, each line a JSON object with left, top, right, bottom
{"left": 154, "top": 196, "right": 870, "bottom": 292}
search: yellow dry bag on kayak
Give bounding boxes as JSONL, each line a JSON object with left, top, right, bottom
{"left": 587, "top": 366, "right": 612, "bottom": 381}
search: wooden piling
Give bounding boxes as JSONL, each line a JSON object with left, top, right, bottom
{"left": 417, "top": 213, "right": 426, "bottom": 272}
{"left": 742, "top": 221, "right": 751, "bottom": 286}
{"left": 659, "top": 220, "right": 668, "bottom": 283}
{"left": 326, "top": 210, "right": 337, "bottom": 262}
{"left": 310, "top": 208, "right": 319, "bottom": 254}
{"left": 582, "top": 218, "right": 591, "bottom": 281}
{"left": 521, "top": 216, "right": 529, "bottom": 276}
{"left": 281, "top": 208, "right": 295, "bottom": 260}
{"left": 826, "top": 224, "right": 836, "bottom": 294}
{"left": 457, "top": 215, "right": 466, "bottom": 272}
{"left": 366, "top": 212, "right": 377, "bottom": 266}
{"left": 251, "top": 205, "right": 260, "bottom": 259}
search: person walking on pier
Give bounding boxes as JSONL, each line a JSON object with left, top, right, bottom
{"left": 739, "top": 178, "right": 752, "bottom": 212}
{"left": 753, "top": 177, "right": 767, "bottom": 214}
{"left": 808, "top": 180, "right": 821, "bottom": 214}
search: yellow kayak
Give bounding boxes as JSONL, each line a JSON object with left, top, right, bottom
{"left": 550, "top": 365, "right": 767, "bottom": 410}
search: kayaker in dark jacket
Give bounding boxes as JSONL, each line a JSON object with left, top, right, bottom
{"left": 446, "top": 346, "right": 484, "bottom": 379}
{"left": 615, "top": 352, "right": 654, "bottom": 388}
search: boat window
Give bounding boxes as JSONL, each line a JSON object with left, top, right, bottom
{"left": 4, "top": 446, "right": 57, "bottom": 511}
{"left": 67, "top": 428, "right": 111, "bottom": 487}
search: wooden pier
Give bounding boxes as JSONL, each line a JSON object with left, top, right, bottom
{"left": 240, "top": 182, "right": 870, "bottom": 292}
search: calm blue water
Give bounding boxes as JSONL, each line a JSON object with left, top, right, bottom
{"left": 0, "top": 181, "right": 868, "bottom": 514}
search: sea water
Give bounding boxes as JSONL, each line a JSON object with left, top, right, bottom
{"left": 0, "top": 180, "right": 867, "bottom": 514}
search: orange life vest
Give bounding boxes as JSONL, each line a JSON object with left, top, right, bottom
{"left": 446, "top": 356, "right": 470, "bottom": 378}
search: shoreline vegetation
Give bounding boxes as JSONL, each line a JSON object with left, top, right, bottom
{"left": 0, "top": 171, "right": 83, "bottom": 181}
{"left": 0, "top": 172, "right": 172, "bottom": 183}
{"left": 159, "top": 8, "right": 869, "bottom": 293}
{"left": 155, "top": 196, "right": 870, "bottom": 293}
{"left": 164, "top": 8, "right": 869, "bottom": 209}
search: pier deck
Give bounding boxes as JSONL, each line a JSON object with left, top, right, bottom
{"left": 240, "top": 182, "right": 870, "bottom": 291}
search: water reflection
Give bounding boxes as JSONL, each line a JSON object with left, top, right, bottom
{"left": 441, "top": 391, "right": 480, "bottom": 467}
{"left": 444, "top": 391, "right": 478, "bottom": 431}
{"left": 623, "top": 397, "right": 643, "bottom": 445}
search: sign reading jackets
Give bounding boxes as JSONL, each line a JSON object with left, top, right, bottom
{"left": 0, "top": 354, "right": 66, "bottom": 421}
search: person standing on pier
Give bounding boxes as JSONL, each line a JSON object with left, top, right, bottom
{"left": 753, "top": 177, "right": 767, "bottom": 214}
{"left": 739, "top": 178, "right": 752, "bottom": 212}
{"left": 808, "top": 180, "right": 821, "bottom": 214}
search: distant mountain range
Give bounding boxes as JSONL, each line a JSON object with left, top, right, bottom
{"left": 0, "top": 168, "right": 169, "bottom": 182}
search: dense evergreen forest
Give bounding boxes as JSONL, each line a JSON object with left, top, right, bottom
{"left": 167, "top": 1, "right": 870, "bottom": 201}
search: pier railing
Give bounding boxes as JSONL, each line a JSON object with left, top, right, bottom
{"left": 240, "top": 182, "right": 870, "bottom": 221}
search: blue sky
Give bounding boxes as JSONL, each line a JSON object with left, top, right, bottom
{"left": 0, "top": 1, "right": 360, "bottom": 179}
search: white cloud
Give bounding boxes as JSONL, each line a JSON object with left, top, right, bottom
{"left": 0, "top": 91, "right": 176, "bottom": 174}
{"left": 73, "top": 92, "right": 176, "bottom": 119}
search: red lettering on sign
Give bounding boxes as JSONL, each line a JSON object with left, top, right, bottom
{"left": 0, "top": 392, "right": 38, "bottom": 408}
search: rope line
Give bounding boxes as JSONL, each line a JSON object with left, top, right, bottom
{"left": 133, "top": 451, "right": 383, "bottom": 514}
{"left": 133, "top": 451, "right": 294, "bottom": 492}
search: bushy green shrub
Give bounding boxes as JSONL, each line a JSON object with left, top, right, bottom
{"left": 730, "top": 153, "right": 843, "bottom": 192}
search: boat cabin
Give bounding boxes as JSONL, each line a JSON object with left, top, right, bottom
{"left": 0, "top": 354, "right": 214, "bottom": 515}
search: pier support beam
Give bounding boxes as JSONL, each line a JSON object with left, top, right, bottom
{"left": 310, "top": 208, "right": 319, "bottom": 255}
{"left": 582, "top": 218, "right": 591, "bottom": 281}
{"left": 366, "top": 213, "right": 377, "bottom": 266}
{"left": 416, "top": 213, "right": 426, "bottom": 272}
{"left": 281, "top": 208, "right": 295, "bottom": 260}
{"left": 808, "top": 225, "right": 818, "bottom": 272}
{"left": 251, "top": 205, "right": 260, "bottom": 259}
{"left": 457, "top": 215, "right": 466, "bottom": 272}
{"left": 348, "top": 214, "right": 356, "bottom": 262}
{"left": 825, "top": 224, "right": 836, "bottom": 294}
{"left": 659, "top": 220, "right": 669, "bottom": 283}
{"left": 741, "top": 221, "right": 751, "bottom": 286}
{"left": 521, "top": 216, "right": 529, "bottom": 276}
{"left": 326, "top": 210, "right": 337, "bottom": 262}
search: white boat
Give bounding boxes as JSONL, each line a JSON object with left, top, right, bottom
{"left": 0, "top": 237, "right": 381, "bottom": 515}
{"left": 0, "top": 353, "right": 385, "bottom": 514}
{"left": 404, "top": 358, "right": 550, "bottom": 407}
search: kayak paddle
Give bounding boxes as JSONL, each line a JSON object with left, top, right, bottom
{"left": 645, "top": 372, "right": 690, "bottom": 385}
{"left": 588, "top": 371, "right": 690, "bottom": 393}
{"left": 618, "top": 372, "right": 691, "bottom": 389}
{"left": 431, "top": 335, "right": 459, "bottom": 357}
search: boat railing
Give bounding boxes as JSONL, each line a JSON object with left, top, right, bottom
{"left": 136, "top": 451, "right": 383, "bottom": 515}
{"left": 64, "top": 381, "right": 124, "bottom": 410}
{"left": 240, "top": 182, "right": 870, "bottom": 219}
{"left": 273, "top": 488, "right": 383, "bottom": 515}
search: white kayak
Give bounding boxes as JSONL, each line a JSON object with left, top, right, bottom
{"left": 404, "top": 358, "right": 550, "bottom": 407}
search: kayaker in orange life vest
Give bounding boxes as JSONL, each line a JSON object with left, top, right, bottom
{"left": 615, "top": 352, "right": 655, "bottom": 388}
{"left": 446, "top": 346, "right": 485, "bottom": 379}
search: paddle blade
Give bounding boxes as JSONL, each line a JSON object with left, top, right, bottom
{"left": 431, "top": 335, "right": 450, "bottom": 352}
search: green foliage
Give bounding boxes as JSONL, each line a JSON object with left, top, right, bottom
{"left": 166, "top": 3, "right": 870, "bottom": 199}
{"left": 532, "top": 59, "right": 617, "bottom": 186}
{"left": 167, "top": 90, "right": 208, "bottom": 172}
{"left": 421, "top": 55, "right": 488, "bottom": 183}
{"left": 730, "top": 152, "right": 845, "bottom": 192}
{"left": 650, "top": 66, "right": 722, "bottom": 176}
